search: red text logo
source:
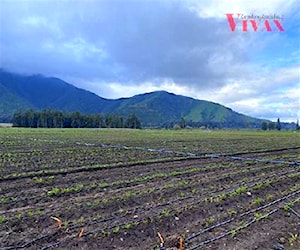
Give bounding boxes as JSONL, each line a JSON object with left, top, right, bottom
{"left": 226, "top": 14, "right": 284, "bottom": 32}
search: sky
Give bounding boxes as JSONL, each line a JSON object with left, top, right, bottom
{"left": 0, "top": 0, "right": 299, "bottom": 122}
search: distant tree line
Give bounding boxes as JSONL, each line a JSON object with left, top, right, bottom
{"left": 261, "top": 118, "right": 281, "bottom": 131}
{"left": 12, "top": 109, "right": 142, "bottom": 129}
{"left": 170, "top": 117, "right": 262, "bottom": 129}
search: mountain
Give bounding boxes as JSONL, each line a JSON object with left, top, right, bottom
{"left": 0, "top": 70, "right": 111, "bottom": 115}
{"left": 104, "top": 91, "right": 263, "bottom": 128}
{"left": 0, "top": 70, "right": 265, "bottom": 128}
{"left": 0, "top": 83, "right": 33, "bottom": 122}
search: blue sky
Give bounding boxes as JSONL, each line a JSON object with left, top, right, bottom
{"left": 0, "top": 0, "right": 299, "bottom": 122}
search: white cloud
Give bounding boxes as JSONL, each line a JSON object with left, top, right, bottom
{"left": 61, "top": 38, "right": 107, "bottom": 62}
{"left": 0, "top": 0, "right": 299, "bottom": 122}
{"left": 188, "top": 0, "right": 296, "bottom": 18}
{"left": 192, "top": 64, "right": 300, "bottom": 121}
{"left": 22, "top": 16, "right": 47, "bottom": 26}
{"left": 87, "top": 79, "right": 193, "bottom": 100}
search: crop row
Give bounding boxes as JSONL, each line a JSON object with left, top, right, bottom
{"left": 186, "top": 194, "right": 300, "bottom": 250}
{"left": 1, "top": 158, "right": 296, "bottom": 210}
{"left": 1, "top": 129, "right": 299, "bottom": 249}
{"left": 1, "top": 129, "right": 299, "bottom": 156}
{"left": 1, "top": 163, "right": 298, "bottom": 249}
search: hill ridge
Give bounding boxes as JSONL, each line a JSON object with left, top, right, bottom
{"left": 0, "top": 70, "right": 265, "bottom": 128}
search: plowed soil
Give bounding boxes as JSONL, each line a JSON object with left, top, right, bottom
{"left": 0, "top": 129, "right": 299, "bottom": 250}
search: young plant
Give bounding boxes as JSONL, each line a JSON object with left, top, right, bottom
{"left": 160, "top": 208, "right": 171, "bottom": 218}
{"left": 112, "top": 226, "right": 120, "bottom": 234}
{"left": 254, "top": 212, "right": 263, "bottom": 220}
{"left": 47, "top": 187, "right": 60, "bottom": 196}
{"left": 231, "top": 229, "right": 237, "bottom": 237}
{"left": 205, "top": 216, "right": 215, "bottom": 226}
{"left": 252, "top": 197, "right": 264, "bottom": 206}
{"left": 235, "top": 185, "right": 247, "bottom": 195}
{"left": 253, "top": 182, "right": 263, "bottom": 190}
{"left": 122, "top": 222, "right": 133, "bottom": 230}
{"left": 227, "top": 209, "right": 237, "bottom": 217}
{"left": 288, "top": 233, "right": 298, "bottom": 247}
{"left": 266, "top": 194, "right": 274, "bottom": 201}
{"left": 0, "top": 216, "right": 5, "bottom": 224}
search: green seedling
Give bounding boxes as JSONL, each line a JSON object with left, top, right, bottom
{"left": 289, "top": 233, "right": 298, "bottom": 247}
{"left": 112, "top": 226, "right": 120, "bottom": 234}
{"left": 227, "top": 209, "right": 237, "bottom": 217}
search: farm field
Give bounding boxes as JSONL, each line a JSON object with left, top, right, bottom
{"left": 0, "top": 128, "right": 299, "bottom": 250}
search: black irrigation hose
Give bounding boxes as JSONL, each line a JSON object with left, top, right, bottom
{"left": 40, "top": 241, "right": 60, "bottom": 250}
{"left": 76, "top": 142, "right": 300, "bottom": 166}
{"left": 1, "top": 165, "right": 297, "bottom": 238}
{"left": 187, "top": 200, "right": 300, "bottom": 250}
{"left": 289, "top": 207, "right": 300, "bottom": 219}
{"left": 186, "top": 189, "right": 300, "bottom": 242}
{"left": 112, "top": 144, "right": 300, "bottom": 166}
{"left": 2, "top": 181, "right": 298, "bottom": 249}
{"left": 185, "top": 190, "right": 300, "bottom": 249}
{"left": 1, "top": 214, "right": 121, "bottom": 250}
{"left": 53, "top": 166, "right": 299, "bottom": 236}
{"left": 187, "top": 208, "right": 279, "bottom": 250}
{"left": 10, "top": 169, "right": 298, "bottom": 250}
{"left": 1, "top": 154, "right": 297, "bottom": 202}
{"left": 2, "top": 150, "right": 290, "bottom": 204}
{"left": 2, "top": 142, "right": 299, "bottom": 182}
{"left": 187, "top": 168, "right": 299, "bottom": 210}
{"left": 84, "top": 167, "right": 299, "bottom": 234}
{"left": 0, "top": 156, "right": 201, "bottom": 182}
{"left": 0, "top": 231, "right": 60, "bottom": 250}
{"left": 8, "top": 188, "right": 298, "bottom": 250}
{"left": 1, "top": 158, "right": 295, "bottom": 235}
{"left": 1, "top": 141, "right": 299, "bottom": 249}
{"left": 227, "top": 146, "right": 300, "bottom": 156}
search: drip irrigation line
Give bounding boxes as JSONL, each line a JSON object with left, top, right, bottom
{"left": 2, "top": 141, "right": 299, "bottom": 182}
{"left": 1, "top": 164, "right": 297, "bottom": 237}
{"left": 289, "top": 207, "right": 300, "bottom": 219}
{"left": 188, "top": 195, "right": 300, "bottom": 250}
{"left": 186, "top": 189, "right": 300, "bottom": 242}
{"left": 25, "top": 177, "right": 300, "bottom": 249}
{"left": 0, "top": 231, "right": 60, "bottom": 250}
{"left": 3, "top": 152, "right": 295, "bottom": 206}
{"left": 40, "top": 241, "right": 60, "bottom": 250}
{"left": 189, "top": 169, "right": 299, "bottom": 209}
{"left": 206, "top": 154, "right": 300, "bottom": 166}
{"left": 2, "top": 140, "right": 299, "bottom": 248}
{"left": 0, "top": 156, "right": 200, "bottom": 182}
{"left": 70, "top": 168, "right": 297, "bottom": 235}
{"left": 74, "top": 141, "right": 300, "bottom": 166}
{"left": 188, "top": 208, "right": 279, "bottom": 250}
{"left": 75, "top": 167, "right": 299, "bottom": 237}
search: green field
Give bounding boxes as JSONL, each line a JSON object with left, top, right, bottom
{"left": 0, "top": 128, "right": 299, "bottom": 249}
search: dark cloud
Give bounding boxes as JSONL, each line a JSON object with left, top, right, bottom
{"left": 0, "top": 0, "right": 298, "bottom": 121}
{"left": 0, "top": 0, "right": 248, "bottom": 89}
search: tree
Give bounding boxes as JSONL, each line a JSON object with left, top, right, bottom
{"left": 261, "top": 122, "right": 268, "bottom": 131}
{"left": 268, "top": 122, "right": 275, "bottom": 130}
{"left": 93, "top": 114, "right": 104, "bottom": 128}
{"left": 179, "top": 117, "right": 186, "bottom": 128}
{"left": 11, "top": 110, "right": 142, "bottom": 129}
{"left": 125, "top": 114, "right": 142, "bottom": 129}
{"left": 12, "top": 111, "right": 23, "bottom": 127}
{"left": 71, "top": 112, "right": 82, "bottom": 128}
{"left": 296, "top": 119, "right": 300, "bottom": 131}
{"left": 276, "top": 118, "right": 281, "bottom": 131}
{"left": 25, "top": 109, "right": 36, "bottom": 128}
{"left": 53, "top": 111, "right": 64, "bottom": 128}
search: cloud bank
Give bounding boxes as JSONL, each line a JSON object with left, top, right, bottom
{"left": 0, "top": 0, "right": 299, "bottom": 121}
